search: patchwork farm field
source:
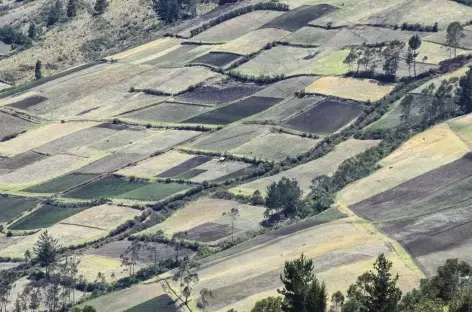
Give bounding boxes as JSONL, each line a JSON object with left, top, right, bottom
{"left": 0, "top": 111, "right": 34, "bottom": 141}
{"left": 174, "top": 81, "right": 263, "bottom": 104}
{"left": 121, "top": 102, "right": 211, "bottom": 124}
{"left": 9, "top": 204, "right": 87, "bottom": 230}
{"left": 0, "top": 196, "right": 39, "bottom": 222}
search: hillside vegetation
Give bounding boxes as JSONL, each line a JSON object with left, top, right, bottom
{"left": 0, "top": 0, "right": 472, "bottom": 311}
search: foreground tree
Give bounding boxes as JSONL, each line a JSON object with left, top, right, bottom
{"left": 330, "top": 291, "right": 345, "bottom": 312}
{"left": 35, "top": 60, "right": 42, "bottom": 80}
{"left": 252, "top": 297, "right": 283, "bottom": 312}
{"left": 456, "top": 66, "right": 472, "bottom": 113}
{"left": 33, "top": 230, "right": 59, "bottom": 274}
{"left": 408, "top": 35, "right": 422, "bottom": 77}
{"left": 265, "top": 177, "right": 302, "bottom": 218}
{"left": 278, "top": 254, "right": 327, "bottom": 312}
{"left": 446, "top": 22, "right": 465, "bottom": 57}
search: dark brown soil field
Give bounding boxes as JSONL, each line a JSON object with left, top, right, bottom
{"left": 190, "top": 52, "right": 240, "bottom": 67}
{"left": 122, "top": 102, "right": 211, "bottom": 123}
{"left": 0, "top": 111, "right": 33, "bottom": 141}
{"left": 260, "top": 4, "right": 337, "bottom": 32}
{"left": 174, "top": 83, "right": 263, "bottom": 105}
{"left": 0, "top": 151, "right": 47, "bottom": 172}
{"left": 351, "top": 154, "right": 472, "bottom": 222}
{"left": 86, "top": 240, "right": 194, "bottom": 262}
{"left": 78, "top": 153, "right": 146, "bottom": 174}
{"left": 157, "top": 156, "right": 211, "bottom": 178}
{"left": 0, "top": 196, "right": 40, "bottom": 222}
{"left": 183, "top": 96, "right": 282, "bottom": 125}
{"left": 6, "top": 95, "right": 47, "bottom": 110}
{"left": 212, "top": 165, "right": 255, "bottom": 182}
{"left": 186, "top": 222, "right": 237, "bottom": 242}
{"left": 282, "top": 99, "right": 363, "bottom": 134}
{"left": 176, "top": 168, "right": 208, "bottom": 179}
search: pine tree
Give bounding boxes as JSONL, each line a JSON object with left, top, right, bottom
{"left": 456, "top": 66, "right": 472, "bottom": 114}
{"left": 33, "top": 230, "right": 59, "bottom": 273}
{"left": 28, "top": 23, "right": 36, "bottom": 39}
{"left": 408, "top": 35, "right": 422, "bottom": 77}
{"left": 67, "top": 0, "right": 77, "bottom": 18}
{"left": 94, "top": 0, "right": 107, "bottom": 15}
{"left": 47, "top": 0, "right": 64, "bottom": 26}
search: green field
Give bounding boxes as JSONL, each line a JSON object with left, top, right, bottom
{"left": 0, "top": 197, "right": 40, "bottom": 222}
{"left": 64, "top": 176, "right": 144, "bottom": 199}
{"left": 23, "top": 173, "right": 99, "bottom": 194}
{"left": 9, "top": 205, "right": 87, "bottom": 230}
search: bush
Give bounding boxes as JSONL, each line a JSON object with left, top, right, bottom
{"left": 0, "top": 26, "right": 32, "bottom": 46}
{"left": 401, "top": 22, "right": 438, "bottom": 32}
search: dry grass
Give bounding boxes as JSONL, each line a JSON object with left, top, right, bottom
{"left": 416, "top": 42, "right": 469, "bottom": 65}
{"left": 0, "top": 121, "right": 98, "bottom": 157}
{"left": 193, "top": 10, "right": 286, "bottom": 43}
{"left": 105, "top": 38, "right": 181, "bottom": 61}
{"left": 77, "top": 255, "right": 138, "bottom": 282}
{"left": 232, "top": 139, "right": 380, "bottom": 196}
{"left": 0, "top": 224, "right": 106, "bottom": 258}
{"left": 291, "top": 49, "right": 350, "bottom": 76}
{"left": 448, "top": 113, "right": 472, "bottom": 146}
{"left": 305, "top": 77, "right": 395, "bottom": 102}
{"left": 0, "top": 154, "right": 93, "bottom": 190}
{"left": 214, "top": 28, "right": 291, "bottom": 55}
{"left": 339, "top": 123, "right": 471, "bottom": 206}
{"left": 124, "top": 129, "right": 201, "bottom": 154}
{"left": 117, "top": 150, "right": 195, "bottom": 178}
{"left": 192, "top": 218, "right": 422, "bottom": 311}
{"left": 61, "top": 204, "right": 140, "bottom": 231}
{"left": 139, "top": 197, "right": 265, "bottom": 237}
{"left": 80, "top": 279, "right": 167, "bottom": 312}
{"left": 189, "top": 159, "right": 251, "bottom": 182}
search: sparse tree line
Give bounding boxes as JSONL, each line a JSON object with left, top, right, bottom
{"left": 344, "top": 22, "right": 466, "bottom": 83}
{"left": 225, "top": 254, "right": 472, "bottom": 312}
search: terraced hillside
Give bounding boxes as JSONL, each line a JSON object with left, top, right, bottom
{"left": 1, "top": 0, "right": 472, "bottom": 311}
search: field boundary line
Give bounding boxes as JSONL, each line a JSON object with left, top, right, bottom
{"left": 59, "top": 222, "right": 107, "bottom": 231}
{"left": 446, "top": 121, "right": 472, "bottom": 151}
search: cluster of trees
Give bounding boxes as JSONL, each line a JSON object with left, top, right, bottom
{"left": 263, "top": 177, "right": 306, "bottom": 220}
{"left": 0, "top": 26, "right": 31, "bottom": 46}
{"left": 227, "top": 254, "right": 472, "bottom": 312}
{"left": 152, "top": 0, "right": 196, "bottom": 23}
{"left": 46, "top": 0, "right": 106, "bottom": 27}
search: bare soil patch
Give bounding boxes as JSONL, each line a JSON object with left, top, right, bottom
{"left": 190, "top": 52, "right": 240, "bottom": 67}
{"left": 187, "top": 222, "right": 236, "bottom": 243}
{"left": 6, "top": 95, "right": 47, "bottom": 110}
{"left": 175, "top": 82, "right": 263, "bottom": 105}
{"left": 122, "top": 102, "right": 211, "bottom": 123}
{"left": 157, "top": 156, "right": 212, "bottom": 178}
{"left": 0, "top": 111, "right": 33, "bottom": 141}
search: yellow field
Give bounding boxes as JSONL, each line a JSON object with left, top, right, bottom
{"left": 105, "top": 38, "right": 182, "bottom": 61}
{"left": 413, "top": 62, "right": 470, "bottom": 94}
{"left": 305, "top": 77, "right": 395, "bottom": 102}
{"left": 416, "top": 42, "right": 469, "bottom": 65}
{"left": 214, "top": 28, "right": 291, "bottom": 55}
{"left": 192, "top": 217, "right": 422, "bottom": 311}
{"left": 77, "top": 255, "right": 139, "bottom": 282}
{"left": 292, "top": 49, "right": 351, "bottom": 76}
{"left": 0, "top": 225, "right": 106, "bottom": 258}
{"left": 139, "top": 197, "right": 265, "bottom": 238}
{"left": 232, "top": 139, "right": 380, "bottom": 196}
{"left": 338, "top": 123, "right": 471, "bottom": 206}
{"left": 61, "top": 204, "right": 141, "bottom": 231}
{"left": 0, "top": 122, "right": 98, "bottom": 157}
{"left": 448, "top": 113, "right": 472, "bottom": 146}
{"left": 117, "top": 150, "right": 194, "bottom": 178}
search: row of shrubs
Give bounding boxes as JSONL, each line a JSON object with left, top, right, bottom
{"left": 398, "top": 22, "right": 439, "bottom": 32}
{"left": 188, "top": 2, "right": 289, "bottom": 38}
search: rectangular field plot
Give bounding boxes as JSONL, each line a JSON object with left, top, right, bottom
{"left": 187, "top": 159, "right": 252, "bottom": 182}
{"left": 189, "top": 124, "right": 272, "bottom": 152}
{"left": 76, "top": 153, "right": 146, "bottom": 175}
{"left": 0, "top": 196, "right": 39, "bottom": 222}
{"left": 234, "top": 46, "right": 321, "bottom": 76}
{"left": 261, "top": 4, "right": 337, "bottom": 32}
{"left": 0, "top": 151, "right": 47, "bottom": 173}
{"left": 64, "top": 175, "right": 146, "bottom": 199}
{"left": 117, "top": 151, "right": 195, "bottom": 178}
{"left": 33, "top": 124, "right": 123, "bottom": 156}
{"left": 134, "top": 66, "right": 220, "bottom": 95}
{"left": 183, "top": 96, "right": 282, "bottom": 125}
{"left": 426, "top": 29, "right": 472, "bottom": 50}
{"left": 192, "top": 10, "right": 286, "bottom": 43}
{"left": 174, "top": 81, "right": 263, "bottom": 105}
{"left": 81, "top": 128, "right": 155, "bottom": 153}
{"left": 256, "top": 76, "right": 318, "bottom": 99}
{"left": 232, "top": 139, "right": 380, "bottom": 196}
{"left": 249, "top": 96, "right": 325, "bottom": 123}
{"left": 416, "top": 42, "right": 469, "bottom": 65}
{"left": 0, "top": 111, "right": 33, "bottom": 141}
{"left": 281, "top": 27, "right": 340, "bottom": 46}
{"left": 448, "top": 113, "right": 472, "bottom": 146}
{"left": 214, "top": 28, "right": 291, "bottom": 55}
{"left": 291, "top": 49, "right": 350, "bottom": 76}
{"left": 230, "top": 132, "right": 321, "bottom": 161}
{"left": 189, "top": 52, "right": 240, "bottom": 67}
{"left": 0, "top": 154, "right": 91, "bottom": 189}
{"left": 139, "top": 197, "right": 265, "bottom": 243}
{"left": 116, "top": 182, "right": 191, "bottom": 202}
{"left": 141, "top": 44, "right": 214, "bottom": 67}
{"left": 23, "top": 173, "right": 99, "bottom": 194}
{"left": 338, "top": 123, "right": 471, "bottom": 206}
{"left": 105, "top": 38, "right": 182, "bottom": 62}
{"left": 282, "top": 98, "right": 363, "bottom": 134}
{"left": 121, "top": 102, "right": 211, "bottom": 123}
{"left": 305, "top": 77, "right": 395, "bottom": 102}
{"left": 9, "top": 205, "right": 87, "bottom": 230}
{"left": 157, "top": 156, "right": 211, "bottom": 178}
{"left": 123, "top": 130, "right": 201, "bottom": 154}
{"left": 0, "top": 121, "right": 98, "bottom": 157}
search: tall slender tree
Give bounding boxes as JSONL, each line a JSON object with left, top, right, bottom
{"left": 446, "top": 22, "right": 465, "bottom": 57}
{"left": 35, "top": 60, "right": 42, "bottom": 80}
{"left": 222, "top": 208, "right": 239, "bottom": 243}
{"left": 456, "top": 66, "right": 472, "bottom": 113}
{"left": 33, "top": 230, "right": 59, "bottom": 274}
{"left": 408, "top": 35, "right": 422, "bottom": 77}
